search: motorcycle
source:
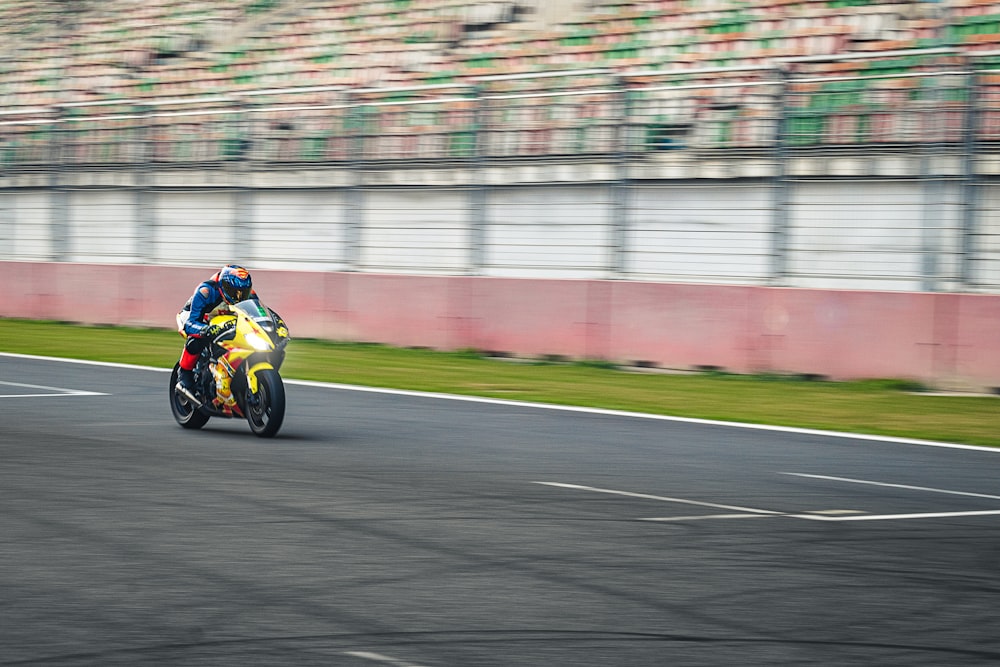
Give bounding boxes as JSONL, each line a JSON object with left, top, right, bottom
{"left": 169, "top": 299, "right": 290, "bottom": 438}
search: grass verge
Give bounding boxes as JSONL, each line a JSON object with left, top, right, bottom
{"left": 2, "top": 318, "right": 998, "bottom": 448}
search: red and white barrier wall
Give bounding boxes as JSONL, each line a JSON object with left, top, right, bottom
{"left": 3, "top": 261, "right": 999, "bottom": 389}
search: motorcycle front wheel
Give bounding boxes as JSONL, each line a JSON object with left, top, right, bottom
{"left": 245, "top": 369, "right": 285, "bottom": 438}
{"left": 169, "top": 364, "right": 210, "bottom": 430}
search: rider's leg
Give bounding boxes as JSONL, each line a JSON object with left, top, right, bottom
{"left": 177, "top": 336, "right": 207, "bottom": 393}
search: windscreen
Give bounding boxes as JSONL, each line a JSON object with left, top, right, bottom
{"left": 234, "top": 300, "right": 276, "bottom": 330}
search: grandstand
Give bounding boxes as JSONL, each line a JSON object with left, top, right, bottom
{"left": 0, "top": 1, "right": 986, "bottom": 108}
{"left": 0, "top": 1, "right": 993, "bottom": 168}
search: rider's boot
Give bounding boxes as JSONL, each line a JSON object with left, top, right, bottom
{"left": 176, "top": 368, "right": 200, "bottom": 404}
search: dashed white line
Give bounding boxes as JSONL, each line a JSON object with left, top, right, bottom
{"left": 782, "top": 472, "right": 1000, "bottom": 502}
{"left": 539, "top": 479, "right": 1000, "bottom": 523}
{"left": 533, "top": 481, "right": 783, "bottom": 515}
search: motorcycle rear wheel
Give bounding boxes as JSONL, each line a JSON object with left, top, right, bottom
{"left": 169, "top": 364, "right": 210, "bottom": 430}
{"left": 245, "top": 369, "right": 285, "bottom": 438}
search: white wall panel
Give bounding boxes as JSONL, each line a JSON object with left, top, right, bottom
{"left": 8, "top": 191, "right": 52, "bottom": 260}
{"left": 153, "top": 191, "right": 236, "bottom": 266}
{"left": 253, "top": 190, "right": 345, "bottom": 271}
{"left": 787, "top": 180, "right": 963, "bottom": 290}
{"left": 68, "top": 190, "right": 138, "bottom": 263}
{"left": 626, "top": 183, "right": 772, "bottom": 283}
{"left": 485, "top": 185, "right": 611, "bottom": 279}
{"left": 360, "top": 188, "right": 467, "bottom": 273}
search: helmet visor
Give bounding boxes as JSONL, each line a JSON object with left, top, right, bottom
{"left": 222, "top": 283, "right": 251, "bottom": 303}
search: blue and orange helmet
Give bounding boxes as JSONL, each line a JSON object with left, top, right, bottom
{"left": 218, "top": 264, "right": 252, "bottom": 304}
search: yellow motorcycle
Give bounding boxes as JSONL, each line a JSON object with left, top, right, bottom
{"left": 169, "top": 299, "right": 290, "bottom": 438}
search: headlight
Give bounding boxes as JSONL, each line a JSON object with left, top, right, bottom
{"left": 245, "top": 332, "right": 272, "bottom": 351}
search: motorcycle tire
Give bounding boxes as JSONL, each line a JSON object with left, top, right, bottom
{"left": 169, "top": 364, "right": 210, "bottom": 430}
{"left": 245, "top": 368, "right": 285, "bottom": 438}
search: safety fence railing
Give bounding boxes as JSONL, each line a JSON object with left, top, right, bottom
{"left": 476, "top": 70, "right": 623, "bottom": 158}
{"left": 348, "top": 83, "right": 477, "bottom": 163}
{"left": 239, "top": 86, "right": 347, "bottom": 163}
{"left": 626, "top": 65, "right": 780, "bottom": 153}
{"left": 0, "top": 106, "right": 59, "bottom": 167}
{"left": 783, "top": 71, "right": 971, "bottom": 149}
{"left": 59, "top": 100, "right": 146, "bottom": 165}
{"left": 7, "top": 49, "right": 1000, "bottom": 169}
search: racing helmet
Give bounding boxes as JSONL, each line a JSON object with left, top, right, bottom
{"left": 218, "top": 264, "right": 252, "bottom": 304}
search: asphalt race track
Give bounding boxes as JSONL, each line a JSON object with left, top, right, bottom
{"left": 4, "top": 353, "right": 1000, "bottom": 666}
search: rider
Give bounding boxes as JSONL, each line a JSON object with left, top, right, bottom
{"left": 175, "top": 264, "right": 257, "bottom": 401}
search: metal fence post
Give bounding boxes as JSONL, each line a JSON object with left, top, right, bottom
{"left": 231, "top": 96, "right": 254, "bottom": 264}
{"left": 609, "top": 74, "right": 630, "bottom": 278}
{"left": 468, "top": 84, "right": 486, "bottom": 275}
{"left": 960, "top": 66, "right": 980, "bottom": 289}
{"left": 133, "top": 103, "right": 154, "bottom": 263}
{"left": 0, "top": 113, "right": 14, "bottom": 258}
{"left": 0, "top": 158, "right": 10, "bottom": 258}
{"left": 770, "top": 67, "right": 791, "bottom": 285}
{"left": 919, "top": 67, "right": 953, "bottom": 293}
{"left": 50, "top": 107, "right": 68, "bottom": 262}
{"left": 343, "top": 92, "right": 364, "bottom": 270}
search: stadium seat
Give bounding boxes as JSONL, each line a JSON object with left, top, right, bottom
{"left": 0, "top": 0, "right": 993, "bottom": 158}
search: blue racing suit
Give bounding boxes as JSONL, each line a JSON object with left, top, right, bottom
{"left": 179, "top": 272, "right": 259, "bottom": 371}
{"left": 182, "top": 275, "right": 258, "bottom": 336}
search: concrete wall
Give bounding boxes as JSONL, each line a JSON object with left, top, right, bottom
{"left": 3, "top": 260, "right": 999, "bottom": 389}
{"left": 0, "top": 164, "right": 988, "bottom": 291}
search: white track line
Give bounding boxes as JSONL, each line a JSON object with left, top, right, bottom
{"left": 640, "top": 514, "right": 776, "bottom": 522}
{"left": 540, "top": 480, "right": 1000, "bottom": 523}
{"left": 534, "top": 481, "right": 784, "bottom": 515}
{"left": 781, "top": 472, "right": 1000, "bottom": 521}
{"left": 793, "top": 509, "right": 1000, "bottom": 522}
{"left": 2, "top": 351, "right": 998, "bottom": 452}
{"left": 783, "top": 473, "right": 1000, "bottom": 501}
{"left": 0, "top": 380, "right": 107, "bottom": 398}
{"left": 0, "top": 352, "right": 170, "bottom": 373}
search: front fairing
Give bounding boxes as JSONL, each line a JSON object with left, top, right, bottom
{"left": 197, "top": 301, "right": 289, "bottom": 418}
{"left": 232, "top": 300, "right": 290, "bottom": 354}
{"left": 212, "top": 300, "right": 288, "bottom": 369}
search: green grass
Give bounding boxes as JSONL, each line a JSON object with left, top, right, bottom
{"left": 3, "top": 318, "right": 999, "bottom": 447}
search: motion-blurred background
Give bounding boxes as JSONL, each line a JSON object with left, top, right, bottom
{"left": 2, "top": 0, "right": 1000, "bottom": 386}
